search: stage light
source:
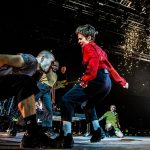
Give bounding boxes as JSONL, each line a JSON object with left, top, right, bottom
{"left": 116, "top": 19, "right": 150, "bottom": 74}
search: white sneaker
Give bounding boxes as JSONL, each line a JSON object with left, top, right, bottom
{"left": 115, "top": 131, "right": 124, "bottom": 138}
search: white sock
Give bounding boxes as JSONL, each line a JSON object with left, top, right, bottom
{"left": 92, "top": 120, "right": 100, "bottom": 131}
{"left": 63, "top": 121, "right": 72, "bottom": 136}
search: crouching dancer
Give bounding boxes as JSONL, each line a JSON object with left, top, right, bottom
{"left": 0, "top": 50, "right": 56, "bottom": 148}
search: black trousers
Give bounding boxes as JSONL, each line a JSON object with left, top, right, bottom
{"left": 0, "top": 74, "right": 39, "bottom": 103}
{"left": 61, "top": 69, "right": 112, "bottom": 122}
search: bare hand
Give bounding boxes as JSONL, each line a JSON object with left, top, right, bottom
{"left": 123, "top": 82, "right": 129, "bottom": 89}
{"left": 80, "top": 81, "right": 88, "bottom": 88}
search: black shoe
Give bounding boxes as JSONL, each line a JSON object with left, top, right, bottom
{"left": 63, "top": 133, "right": 74, "bottom": 149}
{"left": 9, "top": 129, "right": 17, "bottom": 137}
{"left": 90, "top": 128, "right": 101, "bottom": 143}
{"left": 53, "top": 131, "right": 74, "bottom": 149}
{"left": 20, "top": 131, "right": 56, "bottom": 148}
{"left": 6, "top": 129, "right": 17, "bottom": 137}
{"left": 54, "top": 132, "right": 64, "bottom": 148}
{"left": 20, "top": 132, "right": 41, "bottom": 148}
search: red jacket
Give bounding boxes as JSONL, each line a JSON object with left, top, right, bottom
{"left": 81, "top": 41, "right": 127, "bottom": 87}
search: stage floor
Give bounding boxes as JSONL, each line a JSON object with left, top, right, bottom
{"left": 0, "top": 132, "right": 150, "bottom": 149}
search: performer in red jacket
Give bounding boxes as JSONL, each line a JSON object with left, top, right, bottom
{"left": 58, "top": 24, "right": 129, "bottom": 148}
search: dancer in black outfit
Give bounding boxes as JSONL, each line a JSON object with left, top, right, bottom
{"left": 0, "top": 50, "right": 56, "bottom": 148}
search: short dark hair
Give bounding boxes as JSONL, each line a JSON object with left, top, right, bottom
{"left": 75, "top": 24, "right": 98, "bottom": 41}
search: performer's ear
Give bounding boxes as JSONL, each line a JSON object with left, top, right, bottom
{"left": 87, "top": 35, "right": 92, "bottom": 41}
{"left": 41, "top": 56, "right": 44, "bottom": 62}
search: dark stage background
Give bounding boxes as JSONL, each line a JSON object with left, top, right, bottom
{"left": 0, "top": 0, "right": 150, "bottom": 133}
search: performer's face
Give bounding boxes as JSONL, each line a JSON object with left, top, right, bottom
{"left": 77, "top": 33, "right": 90, "bottom": 47}
{"left": 61, "top": 66, "right": 66, "bottom": 74}
{"left": 52, "top": 61, "right": 59, "bottom": 72}
{"left": 110, "top": 105, "right": 116, "bottom": 112}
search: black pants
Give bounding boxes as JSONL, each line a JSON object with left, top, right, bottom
{"left": 61, "top": 69, "right": 112, "bottom": 122}
{"left": 0, "top": 74, "right": 39, "bottom": 103}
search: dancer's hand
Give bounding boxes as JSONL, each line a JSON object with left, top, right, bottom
{"left": 80, "top": 81, "right": 88, "bottom": 88}
{"left": 123, "top": 82, "right": 129, "bottom": 89}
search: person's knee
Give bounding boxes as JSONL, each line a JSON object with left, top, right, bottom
{"left": 105, "top": 123, "right": 112, "bottom": 131}
{"left": 18, "top": 94, "right": 36, "bottom": 118}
